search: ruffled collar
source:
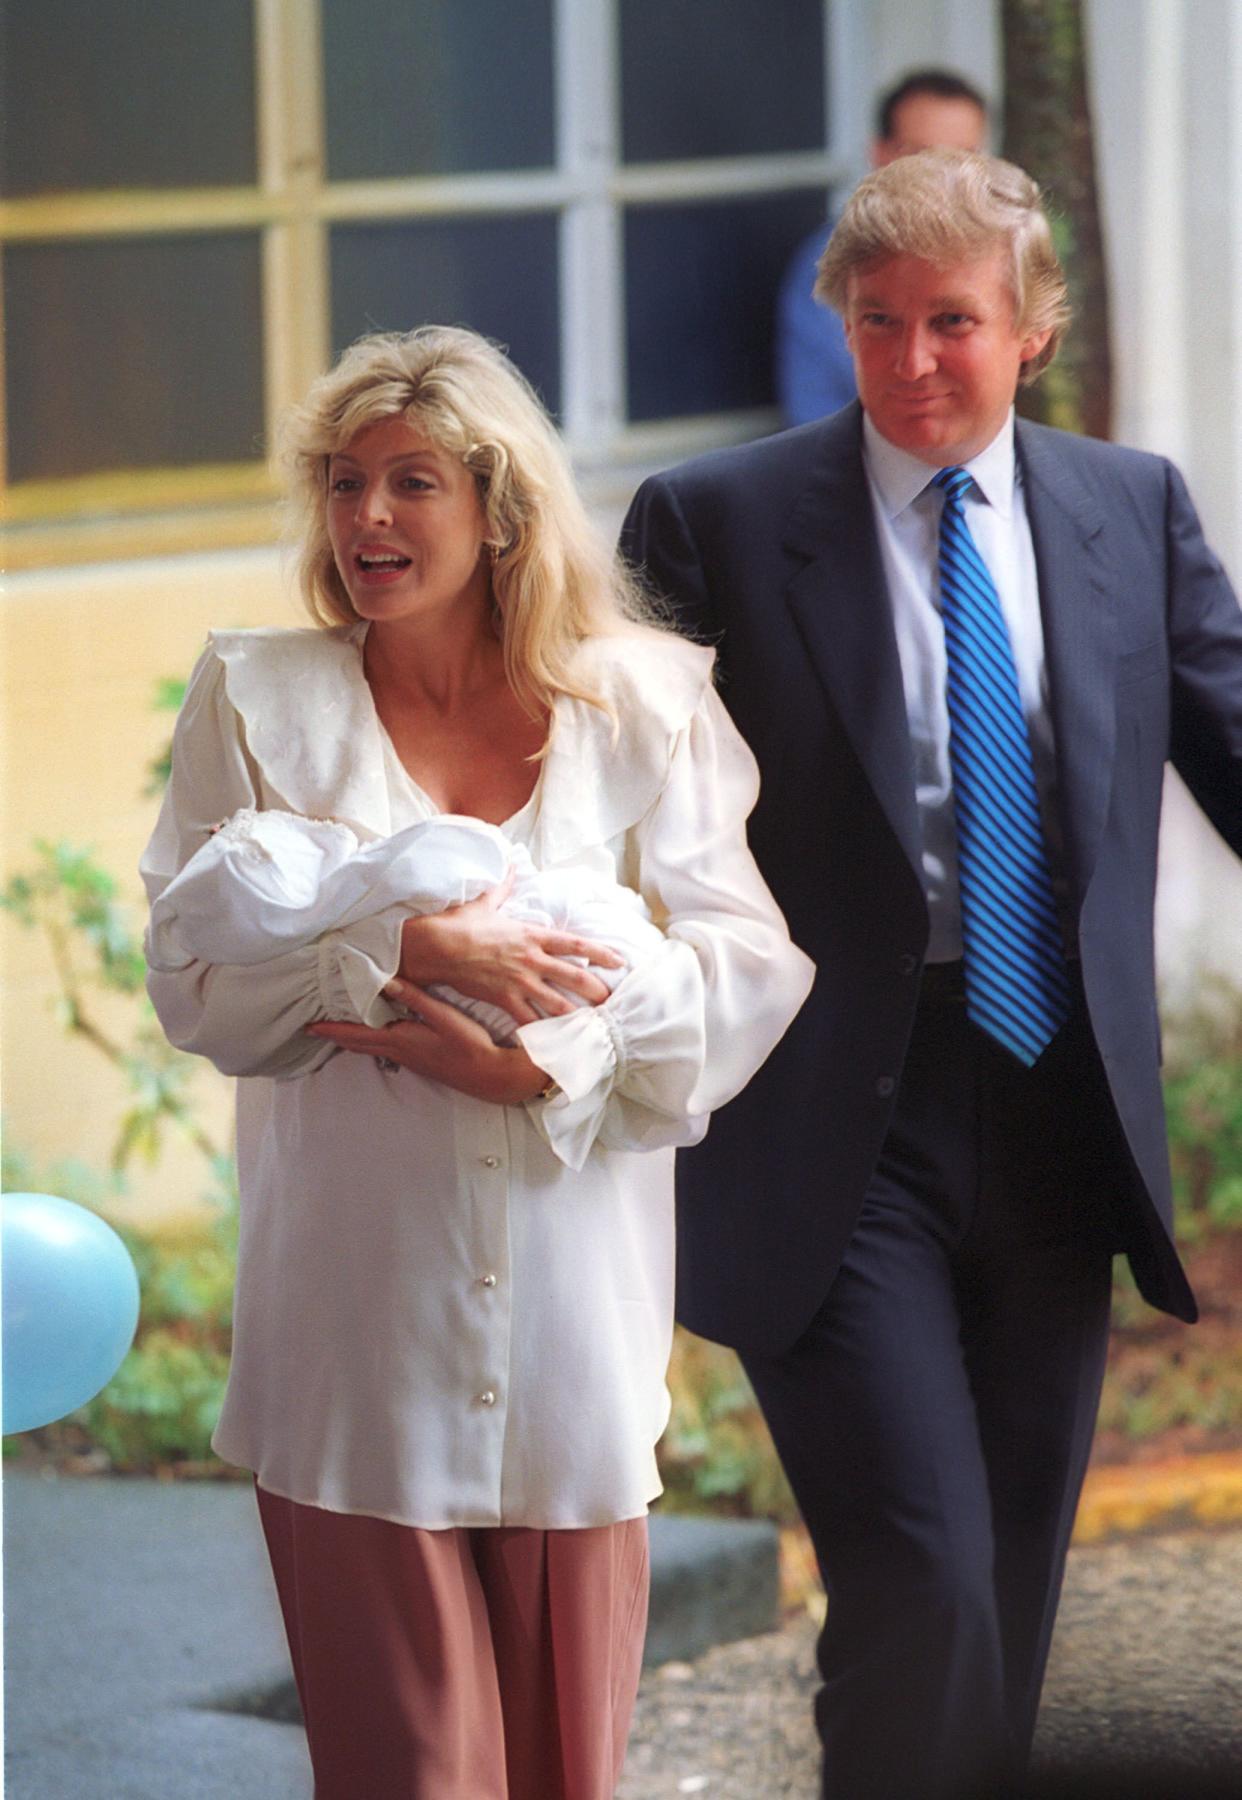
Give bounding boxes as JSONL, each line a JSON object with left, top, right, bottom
{"left": 206, "top": 624, "right": 713, "bottom": 864}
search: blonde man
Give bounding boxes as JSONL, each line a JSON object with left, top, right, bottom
{"left": 624, "top": 151, "right": 1242, "bottom": 1798}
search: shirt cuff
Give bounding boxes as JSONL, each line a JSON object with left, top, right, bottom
{"left": 516, "top": 1005, "right": 624, "bottom": 1172}
{"left": 317, "top": 909, "right": 405, "bottom": 1026}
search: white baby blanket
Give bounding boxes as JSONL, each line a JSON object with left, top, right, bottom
{"left": 146, "top": 808, "right": 662, "bottom": 1044}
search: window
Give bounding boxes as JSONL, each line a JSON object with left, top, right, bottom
{"left": 321, "top": 0, "right": 557, "bottom": 179}
{"left": 1, "top": 0, "right": 841, "bottom": 568}
{"left": 6, "top": 236, "right": 266, "bottom": 485}
{"left": 329, "top": 215, "right": 563, "bottom": 414}
{"left": 619, "top": 0, "right": 826, "bottom": 163}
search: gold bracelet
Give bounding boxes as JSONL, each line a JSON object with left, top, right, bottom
{"left": 537, "top": 1076, "right": 561, "bottom": 1102}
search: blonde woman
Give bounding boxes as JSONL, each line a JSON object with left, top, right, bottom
{"left": 142, "top": 326, "right": 813, "bottom": 1800}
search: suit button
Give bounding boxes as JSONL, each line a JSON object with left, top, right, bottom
{"left": 876, "top": 1076, "right": 896, "bottom": 1098}
{"left": 898, "top": 953, "right": 918, "bottom": 975}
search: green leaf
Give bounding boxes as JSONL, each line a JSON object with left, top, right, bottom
{"left": 1208, "top": 1176, "right": 1242, "bottom": 1230}
{"left": 112, "top": 1108, "right": 165, "bottom": 1173}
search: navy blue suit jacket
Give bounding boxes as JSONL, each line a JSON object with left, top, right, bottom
{"left": 622, "top": 404, "right": 1242, "bottom": 1354}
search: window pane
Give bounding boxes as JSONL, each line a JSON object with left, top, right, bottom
{"left": 0, "top": 0, "right": 256, "bottom": 197}
{"left": 625, "top": 192, "right": 828, "bottom": 421}
{"left": 322, "top": 0, "right": 556, "bottom": 179}
{"left": 5, "top": 236, "right": 265, "bottom": 483}
{"left": 330, "top": 215, "right": 561, "bottom": 416}
{"left": 620, "top": 0, "right": 824, "bottom": 163}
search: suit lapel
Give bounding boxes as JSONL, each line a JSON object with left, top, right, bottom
{"left": 774, "top": 413, "right": 1120, "bottom": 907}
{"left": 1017, "top": 420, "right": 1118, "bottom": 910}
{"left": 781, "top": 408, "right": 924, "bottom": 881}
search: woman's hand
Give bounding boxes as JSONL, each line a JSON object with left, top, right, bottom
{"left": 397, "top": 877, "right": 623, "bottom": 1025}
{"left": 305, "top": 982, "right": 556, "bottom": 1105}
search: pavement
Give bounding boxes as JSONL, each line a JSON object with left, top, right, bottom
{"left": 620, "top": 1527, "right": 1242, "bottom": 1798}
{"left": 5, "top": 1458, "right": 1242, "bottom": 1799}
{"left": 1, "top": 1471, "right": 778, "bottom": 1799}
{"left": 4, "top": 1473, "right": 309, "bottom": 1799}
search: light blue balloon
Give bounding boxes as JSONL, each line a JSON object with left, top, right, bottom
{"left": 2, "top": 1192, "right": 141, "bottom": 1435}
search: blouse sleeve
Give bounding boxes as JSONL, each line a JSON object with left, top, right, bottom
{"left": 140, "top": 648, "right": 404, "bottom": 1080}
{"left": 515, "top": 682, "right": 815, "bottom": 1170}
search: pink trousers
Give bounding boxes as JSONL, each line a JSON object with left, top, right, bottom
{"left": 255, "top": 1484, "right": 649, "bottom": 1800}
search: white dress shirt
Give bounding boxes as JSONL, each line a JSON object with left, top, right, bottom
{"left": 140, "top": 624, "right": 813, "bottom": 1529}
{"left": 861, "top": 411, "right": 1068, "bottom": 960}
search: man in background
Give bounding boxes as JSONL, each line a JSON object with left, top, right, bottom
{"left": 776, "top": 68, "right": 988, "bottom": 425}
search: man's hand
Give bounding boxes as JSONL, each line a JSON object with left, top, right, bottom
{"left": 306, "top": 982, "right": 556, "bottom": 1104}
{"left": 396, "top": 877, "right": 623, "bottom": 1025}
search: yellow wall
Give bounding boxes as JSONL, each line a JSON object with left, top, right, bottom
{"left": 1, "top": 548, "right": 301, "bottom": 1231}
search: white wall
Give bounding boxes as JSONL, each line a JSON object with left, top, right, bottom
{"left": 1087, "top": 0, "right": 1242, "bottom": 1008}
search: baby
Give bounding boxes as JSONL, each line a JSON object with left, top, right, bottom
{"left": 146, "top": 809, "right": 663, "bottom": 1044}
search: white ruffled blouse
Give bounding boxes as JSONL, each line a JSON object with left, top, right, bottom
{"left": 140, "top": 623, "right": 814, "bottom": 1529}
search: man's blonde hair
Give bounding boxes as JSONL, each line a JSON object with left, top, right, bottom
{"left": 815, "top": 149, "right": 1070, "bottom": 381}
{"left": 279, "top": 325, "right": 663, "bottom": 720}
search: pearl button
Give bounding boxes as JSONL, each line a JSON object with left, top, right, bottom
{"left": 876, "top": 1075, "right": 896, "bottom": 1098}
{"left": 480, "top": 1273, "right": 498, "bottom": 1288}
{"left": 483, "top": 1155, "right": 500, "bottom": 1169}
{"left": 477, "top": 1390, "right": 497, "bottom": 1407}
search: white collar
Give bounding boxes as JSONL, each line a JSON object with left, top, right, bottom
{"left": 861, "top": 409, "right": 1018, "bottom": 520}
{"left": 204, "top": 623, "right": 714, "bottom": 862}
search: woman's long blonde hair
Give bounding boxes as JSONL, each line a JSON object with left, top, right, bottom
{"left": 279, "top": 325, "right": 664, "bottom": 719}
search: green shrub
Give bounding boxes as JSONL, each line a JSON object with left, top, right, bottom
{"left": 77, "top": 1330, "right": 231, "bottom": 1470}
{"left": 1163, "top": 991, "right": 1242, "bottom": 1244}
{"left": 657, "top": 1328, "right": 797, "bottom": 1523}
{"left": 1098, "top": 1341, "right": 1242, "bottom": 1441}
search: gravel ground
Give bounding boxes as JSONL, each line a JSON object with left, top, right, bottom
{"left": 618, "top": 1527, "right": 1242, "bottom": 1799}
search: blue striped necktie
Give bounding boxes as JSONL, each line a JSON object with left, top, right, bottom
{"left": 932, "top": 465, "right": 1070, "bottom": 1065}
